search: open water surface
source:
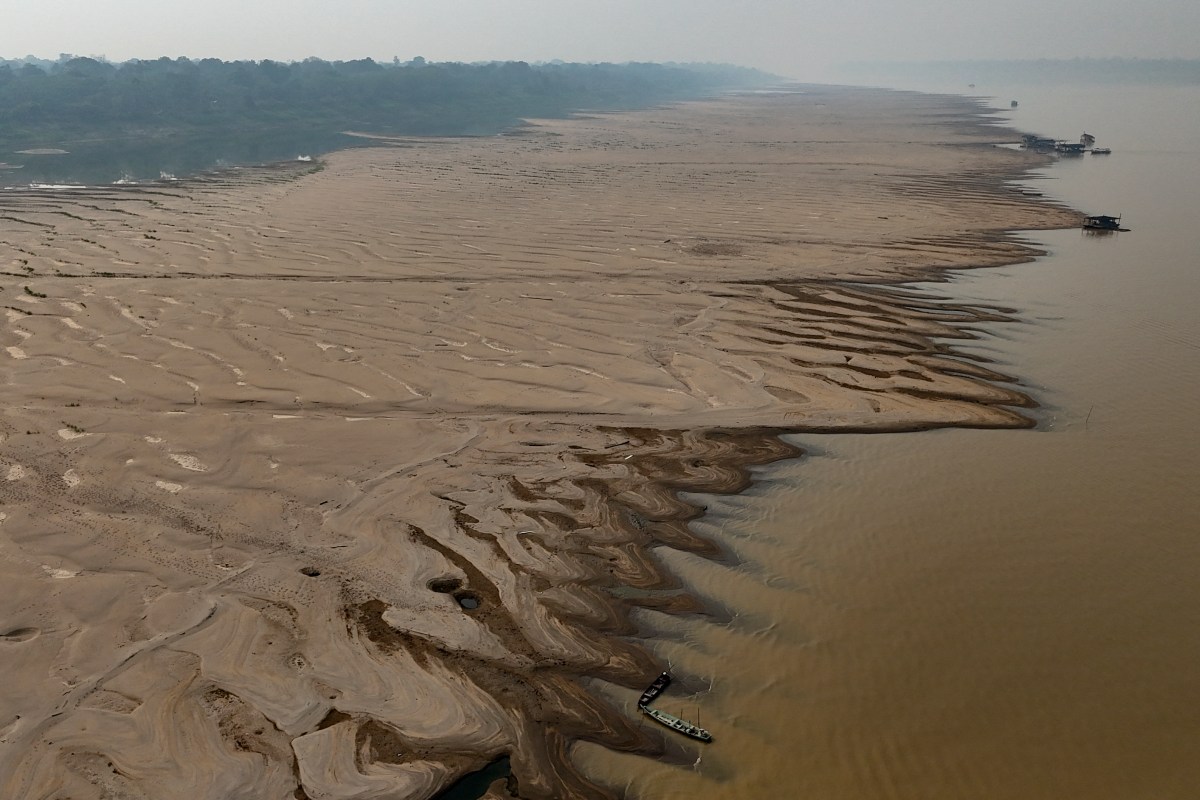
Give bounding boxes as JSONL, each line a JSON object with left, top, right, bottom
{"left": 0, "top": 128, "right": 360, "bottom": 187}
{"left": 577, "top": 84, "right": 1200, "bottom": 798}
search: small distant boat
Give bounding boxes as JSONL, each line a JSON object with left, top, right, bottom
{"left": 640, "top": 706, "right": 713, "bottom": 743}
{"left": 1056, "top": 142, "right": 1087, "bottom": 156}
{"left": 296, "top": 155, "right": 313, "bottom": 162}
{"left": 1083, "top": 214, "right": 1124, "bottom": 231}
{"left": 1011, "top": 100, "right": 1019, "bottom": 108}
{"left": 1091, "top": 147, "right": 1112, "bottom": 155}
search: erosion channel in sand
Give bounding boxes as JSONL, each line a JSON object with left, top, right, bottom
{"left": 0, "top": 86, "right": 1077, "bottom": 798}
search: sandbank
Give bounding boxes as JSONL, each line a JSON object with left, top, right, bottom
{"left": 0, "top": 86, "right": 1077, "bottom": 798}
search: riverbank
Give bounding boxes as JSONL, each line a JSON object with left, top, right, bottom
{"left": 0, "top": 86, "right": 1078, "bottom": 799}
{"left": 579, "top": 82, "right": 1200, "bottom": 799}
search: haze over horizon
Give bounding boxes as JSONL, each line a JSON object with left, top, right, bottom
{"left": 6, "top": 0, "right": 1200, "bottom": 82}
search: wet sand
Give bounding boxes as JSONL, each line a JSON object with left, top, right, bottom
{"left": 0, "top": 86, "right": 1077, "bottom": 798}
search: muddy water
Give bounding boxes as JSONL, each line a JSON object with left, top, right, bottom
{"left": 576, "top": 86, "right": 1200, "bottom": 797}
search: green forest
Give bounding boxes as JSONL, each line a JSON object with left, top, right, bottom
{"left": 0, "top": 56, "right": 774, "bottom": 184}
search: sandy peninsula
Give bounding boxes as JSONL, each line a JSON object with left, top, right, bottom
{"left": 0, "top": 86, "right": 1077, "bottom": 798}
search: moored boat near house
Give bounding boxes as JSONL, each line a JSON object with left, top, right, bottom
{"left": 1083, "top": 214, "right": 1124, "bottom": 231}
{"left": 1021, "top": 134, "right": 1058, "bottom": 152}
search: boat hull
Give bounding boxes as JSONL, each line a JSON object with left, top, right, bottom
{"left": 638, "top": 672, "right": 671, "bottom": 708}
{"left": 641, "top": 706, "right": 713, "bottom": 742}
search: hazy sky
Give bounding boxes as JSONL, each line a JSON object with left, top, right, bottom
{"left": 5, "top": 0, "right": 1200, "bottom": 79}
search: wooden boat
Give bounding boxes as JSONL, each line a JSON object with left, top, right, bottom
{"left": 1083, "top": 214, "right": 1123, "bottom": 231}
{"left": 637, "top": 672, "right": 671, "bottom": 708}
{"left": 641, "top": 706, "right": 713, "bottom": 743}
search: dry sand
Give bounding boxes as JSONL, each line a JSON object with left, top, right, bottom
{"left": 0, "top": 86, "right": 1077, "bottom": 799}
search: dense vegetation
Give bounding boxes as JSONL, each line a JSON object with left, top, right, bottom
{"left": 0, "top": 56, "right": 772, "bottom": 148}
{"left": 0, "top": 56, "right": 773, "bottom": 184}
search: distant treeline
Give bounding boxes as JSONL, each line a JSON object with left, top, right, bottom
{"left": 0, "top": 56, "right": 775, "bottom": 149}
{"left": 842, "top": 58, "right": 1200, "bottom": 86}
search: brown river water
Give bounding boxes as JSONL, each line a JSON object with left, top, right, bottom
{"left": 576, "top": 85, "right": 1200, "bottom": 798}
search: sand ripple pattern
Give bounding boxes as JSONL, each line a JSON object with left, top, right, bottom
{"left": 0, "top": 87, "right": 1073, "bottom": 798}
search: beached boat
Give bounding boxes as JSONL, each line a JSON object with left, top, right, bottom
{"left": 638, "top": 672, "right": 671, "bottom": 708}
{"left": 641, "top": 706, "right": 713, "bottom": 743}
{"left": 1083, "top": 214, "right": 1123, "bottom": 231}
